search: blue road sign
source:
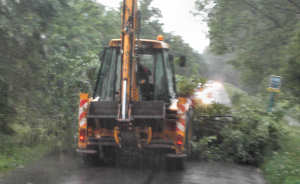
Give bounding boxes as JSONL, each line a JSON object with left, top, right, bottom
{"left": 267, "top": 75, "right": 281, "bottom": 93}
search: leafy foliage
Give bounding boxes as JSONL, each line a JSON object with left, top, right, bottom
{"left": 262, "top": 126, "right": 300, "bottom": 184}
{"left": 192, "top": 89, "right": 285, "bottom": 165}
{"left": 195, "top": 0, "right": 300, "bottom": 96}
{"left": 176, "top": 75, "right": 206, "bottom": 97}
{"left": 281, "top": 23, "right": 300, "bottom": 100}
{"left": 176, "top": 75, "right": 197, "bottom": 97}
{"left": 0, "top": 140, "right": 50, "bottom": 172}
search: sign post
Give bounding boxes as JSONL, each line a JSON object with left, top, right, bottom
{"left": 267, "top": 75, "right": 281, "bottom": 112}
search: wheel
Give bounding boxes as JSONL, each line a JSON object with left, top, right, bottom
{"left": 165, "top": 154, "right": 185, "bottom": 171}
{"left": 102, "top": 146, "right": 118, "bottom": 166}
{"left": 175, "top": 157, "right": 184, "bottom": 170}
{"left": 185, "top": 110, "right": 193, "bottom": 158}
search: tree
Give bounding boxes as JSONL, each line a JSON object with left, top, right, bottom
{"left": 195, "top": 0, "right": 300, "bottom": 93}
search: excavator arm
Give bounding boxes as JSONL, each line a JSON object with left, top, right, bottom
{"left": 119, "top": 0, "right": 138, "bottom": 121}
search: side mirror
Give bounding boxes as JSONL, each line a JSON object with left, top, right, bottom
{"left": 179, "top": 56, "right": 186, "bottom": 67}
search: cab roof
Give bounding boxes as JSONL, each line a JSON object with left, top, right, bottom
{"left": 109, "top": 39, "right": 170, "bottom": 49}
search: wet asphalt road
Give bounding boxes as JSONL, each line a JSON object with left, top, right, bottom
{"left": 0, "top": 153, "right": 266, "bottom": 184}
{"left": 212, "top": 84, "right": 232, "bottom": 106}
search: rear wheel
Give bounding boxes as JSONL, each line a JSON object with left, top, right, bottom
{"left": 102, "top": 146, "right": 118, "bottom": 166}
{"left": 185, "top": 110, "right": 193, "bottom": 158}
{"left": 165, "top": 154, "right": 185, "bottom": 171}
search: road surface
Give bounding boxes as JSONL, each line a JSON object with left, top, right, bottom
{"left": 212, "top": 84, "right": 232, "bottom": 106}
{"left": 194, "top": 81, "right": 232, "bottom": 106}
{"left": 0, "top": 153, "right": 266, "bottom": 184}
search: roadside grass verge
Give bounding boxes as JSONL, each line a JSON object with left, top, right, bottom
{"left": 0, "top": 138, "right": 52, "bottom": 173}
{"left": 224, "top": 83, "right": 300, "bottom": 184}
{"left": 287, "top": 104, "right": 300, "bottom": 122}
{"left": 262, "top": 125, "right": 300, "bottom": 184}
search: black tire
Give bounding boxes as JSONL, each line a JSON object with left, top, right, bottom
{"left": 185, "top": 110, "right": 193, "bottom": 158}
{"left": 176, "top": 157, "right": 185, "bottom": 170}
{"left": 165, "top": 156, "right": 185, "bottom": 171}
{"left": 102, "top": 146, "right": 118, "bottom": 166}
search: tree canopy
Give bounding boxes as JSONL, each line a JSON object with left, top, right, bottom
{"left": 195, "top": 0, "right": 300, "bottom": 96}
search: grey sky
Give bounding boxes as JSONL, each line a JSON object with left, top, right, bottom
{"left": 95, "top": 0, "right": 209, "bottom": 53}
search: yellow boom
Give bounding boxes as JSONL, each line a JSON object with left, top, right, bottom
{"left": 120, "top": 0, "right": 138, "bottom": 120}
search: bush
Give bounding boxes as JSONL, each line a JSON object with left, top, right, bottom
{"left": 262, "top": 126, "right": 300, "bottom": 184}
{"left": 191, "top": 136, "right": 221, "bottom": 160}
{"left": 193, "top": 103, "right": 231, "bottom": 139}
{"left": 192, "top": 102, "right": 284, "bottom": 165}
{"left": 176, "top": 75, "right": 206, "bottom": 97}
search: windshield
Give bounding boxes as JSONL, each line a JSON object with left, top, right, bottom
{"left": 94, "top": 48, "right": 175, "bottom": 101}
{"left": 94, "top": 48, "right": 121, "bottom": 101}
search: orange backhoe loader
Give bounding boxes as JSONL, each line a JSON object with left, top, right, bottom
{"left": 76, "top": 0, "right": 194, "bottom": 169}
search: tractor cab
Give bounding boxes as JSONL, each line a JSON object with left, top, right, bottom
{"left": 93, "top": 39, "right": 176, "bottom": 104}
